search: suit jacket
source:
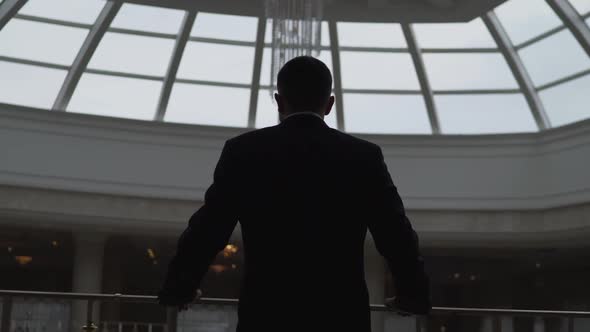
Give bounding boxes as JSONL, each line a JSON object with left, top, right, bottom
{"left": 160, "top": 114, "right": 430, "bottom": 332}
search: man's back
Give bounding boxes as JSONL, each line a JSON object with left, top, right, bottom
{"left": 160, "top": 114, "right": 430, "bottom": 332}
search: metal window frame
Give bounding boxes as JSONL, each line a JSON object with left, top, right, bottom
{"left": 483, "top": 12, "right": 551, "bottom": 130}
{"left": 0, "top": 0, "right": 27, "bottom": 31}
{"left": 247, "top": 17, "right": 266, "bottom": 128}
{"left": 546, "top": 0, "right": 590, "bottom": 57}
{"left": 154, "top": 11, "right": 197, "bottom": 121}
{"left": 402, "top": 23, "right": 440, "bottom": 134}
{"left": 51, "top": 1, "right": 122, "bottom": 111}
{"left": 328, "top": 20, "right": 345, "bottom": 131}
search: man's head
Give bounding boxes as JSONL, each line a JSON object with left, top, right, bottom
{"left": 275, "top": 56, "right": 335, "bottom": 121}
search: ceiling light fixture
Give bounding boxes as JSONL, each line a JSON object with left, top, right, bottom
{"left": 265, "top": 0, "right": 324, "bottom": 98}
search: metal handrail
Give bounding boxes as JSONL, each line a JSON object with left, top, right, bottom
{"left": 1, "top": 290, "right": 590, "bottom": 318}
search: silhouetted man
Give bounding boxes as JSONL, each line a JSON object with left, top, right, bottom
{"left": 159, "top": 56, "right": 430, "bottom": 332}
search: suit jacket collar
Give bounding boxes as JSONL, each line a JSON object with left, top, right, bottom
{"left": 280, "top": 112, "right": 329, "bottom": 129}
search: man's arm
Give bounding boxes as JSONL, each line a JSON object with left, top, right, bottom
{"left": 159, "top": 141, "right": 240, "bottom": 306}
{"left": 366, "top": 146, "right": 430, "bottom": 314}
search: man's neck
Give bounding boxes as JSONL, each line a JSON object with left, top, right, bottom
{"left": 283, "top": 111, "right": 323, "bottom": 121}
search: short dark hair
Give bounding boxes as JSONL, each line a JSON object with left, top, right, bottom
{"left": 277, "top": 56, "right": 332, "bottom": 111}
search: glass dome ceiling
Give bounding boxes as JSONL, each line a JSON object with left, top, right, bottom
{"left": 0, "top": 0, "right": 589, "bottom": 135}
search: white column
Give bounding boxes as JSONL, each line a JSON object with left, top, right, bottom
{"left": 365, "top": 239, "right": 385, "bottom": 332}
{"left": 71, "top": 233, "right": 106, "bottom": 330}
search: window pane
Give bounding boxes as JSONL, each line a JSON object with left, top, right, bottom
{"left": 519, "top": 30, "right": 590, "bottom": 86}
{"left": 111, "top": 3, "right": 185, "bottom": 34}
{"left": 165, "top": 83, "right": 249, "bottom": 127}
{"left": 0, "top": 61, "right": 66, "bottom": 108}
{"left": 424, "top": 53, "right": 518, "bottom": 90}
{"left": 570, "top": 0, "right": 590, "bottom": 15}
{"left": 192, "top": 12, "right": 258, "bottom": 42}
{"left": 260, "top": 48, "right": 332, "bottom": 86}
{"left": 178, "top": 42, "right": 254, "bottom": 84}
{"left": 540, "top": 75, "right": 590, "bottom": 127}
{"left": 413, "top": 18, "right": 496, "bottom": 48}
{"left": 340, "top": 52, "right": 419, "bottom": 90}
{"left": 0, "top": 19, "right": 87, "bottom": 65}
{"left": 88, "top": 32, "right": 174, "bottom": 76}
{"left": 18, "top": 0, "right": 105, "bottom": 24}
{"left": 436, "top": 94, "right": 537, "bottom": 134}
{"left": 337, "top": 22, "right": 406, "bottom": 48}
{"left": 265, "top": 20, "right": 329, "bottom": 46}
{"left": 256, "top": 90, "right": 278, "bottom": 128}
{"left": 495, "top": 0, "right": 563, "bottom": 45}
{"left": 344, "top": 94, "right": 432, "bottom": 134}
{"left": 68, "top": 73, "right": 161, "bottom": 120}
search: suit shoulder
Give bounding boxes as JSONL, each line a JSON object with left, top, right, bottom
{"left": 329, "top": 128, "right": 382, "bottom": 154}
{"left": 225, "top": 126, "right": 280, "bottom": 147}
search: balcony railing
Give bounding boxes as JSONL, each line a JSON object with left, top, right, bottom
{"left": 1, "top": 290, "right": 589, "bottom": 332}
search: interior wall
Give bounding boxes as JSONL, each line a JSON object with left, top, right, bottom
{"left": 1, "top": 104, "right": 590, "bottom": 212}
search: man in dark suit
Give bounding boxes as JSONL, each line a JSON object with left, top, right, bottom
{"left": 159, "top": 56, "right": 430, "bottom": 332}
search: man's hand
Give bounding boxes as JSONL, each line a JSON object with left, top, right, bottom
{"left": 158, "top": 288, "right": 202, "bottom": 312}
{"left": 385, "top": 296, "right": 430, "bottom": 316}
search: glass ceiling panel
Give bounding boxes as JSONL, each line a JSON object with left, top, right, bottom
{"left": 344, "top": 94, "right": 431, "bottom": 134}
{"left": 88, "top": 32, "right": 174, "bottom": 76}
{"left": 256, "top": 90, "right": 279, "bottom": 128}
{"left": 424, "top": 53, "right": 518, "bottom": 90}
{"left": 495, "top": 0, "right": 563, "bottom": 46}
{"left": 260, "top": 48, "right": 333, "bottom": 86}
{"left": 436, "top": 94, "right": 537, "bottom": 134}
{"left": 569, "top": 0, "right": 590, "bottom": 15}
{"left": 540, "top": 74, "right": 590, "bottom": 128}
{"left": 18, "top": 0, "right": 105, "bottom": 24}
{"left": 165, "top": 83, "right": 249, "bottom": 127}
{"left": 177, "top": 42, "right": 254, "bottom": 84}
{"left": 0, "top": 61, "right": 67, "bottom": 109}
{"left": 413, "top": 18, "right": 496, "bottom": 48}
{"left": 337, "top": 22, "right": 406, "bottom": 48}
{"left": 68, "top": 73, "right": 161, "bottom": 120}
{"left": 265, "top": 20, "right": 329, "bottom": 46}
{"left": 192, "top": 12, "right": 258, "bottom": 42}
{"left": 0, "top": 19, "right": 87, "bottom": 66}
{"left": 110, "top": 3, "right": 185, "bottom": 34}
{"left": 519, "top": 30, "right": 590, "bottom": 86}
{"left": 340, "top": 52, "right": 419, "bottom": 90}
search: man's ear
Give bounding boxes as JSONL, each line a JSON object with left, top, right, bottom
{"left": 324, "top": 96, "right": 335, "bottom": 116}
{"left": 275, "top": 93, "right": 285, "bottom": 115}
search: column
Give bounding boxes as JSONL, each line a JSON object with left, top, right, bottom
{"left": 534, "top": 316, "right": 545, "bottom": 332}
{"left": 501, "top": 316, "right": 514, "bottom": 332}
{"left": 71, "top": 232, "right": 107, "bottom": 330}
{"left": 365, "top": 239, "right": 386, "bottom": 332}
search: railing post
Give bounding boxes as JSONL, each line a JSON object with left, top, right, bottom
{"left": 1, "top": 296, "right": 12, "bottom": 332}
{"left": 533, "top": 316, "right": 545, "bottom": 332}
{"left": 166, "top": 307, "right": 177, "bottom": 332}
{"left": 493, "top": 315, "right": 502, "bottom": 332}
{"left": 82, "top": 300, "right": 98, "bottom": 332}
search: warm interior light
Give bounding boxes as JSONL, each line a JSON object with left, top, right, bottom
{"left": 210, "top": 264, "right": 226, "bottom": 273}
{"left": 147, "top": 248, "right": 156, "bottom": 259}
{"left": 453, "top": 273, "right": 460, "bottom": 279}
{"left": 15, "top": 256, "right": 32, "bottom": 266}
{"left": 223, "top": 244, "right": 239, "bottom": 258}
{"left": 51, "top": 240, "right": 59, "bottom": 247}
{"left": 7, "top": 246, "right": 12, "bottom": 253}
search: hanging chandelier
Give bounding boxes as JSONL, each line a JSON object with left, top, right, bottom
{"left": 265, "top": 0, "right": 324, "bottom": 98}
